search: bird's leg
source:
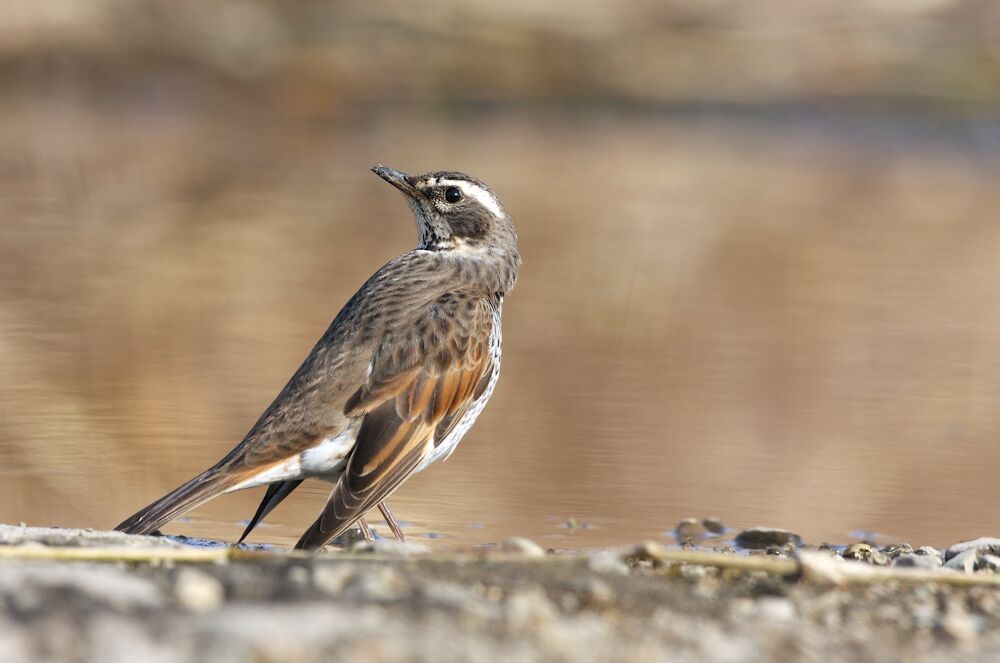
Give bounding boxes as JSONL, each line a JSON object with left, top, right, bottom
{"left": 377, "top": 501, "right": 407, "bottom": 542}
{"left": 358, "top": 516, "right": 375, "bottom": 542}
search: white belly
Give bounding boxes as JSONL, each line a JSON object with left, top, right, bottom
{"left": 417, "top": 304, "right": 503, "bottom": 472}
{"left": 225, "top": 424, "right": 359, "bottom": 492}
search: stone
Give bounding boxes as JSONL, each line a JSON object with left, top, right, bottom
{"left": 843, "top": 543, "right": 888, "bottom": 566}
{"left": 980, "top": 555, "right": 1000, "bottom": 572}
{"left": 673, "top": 518, "right": 706, "bottom": 544}
{"left": 944, "top": 548, "right": 979, "bottom": 573}
{"left": 497, "top": 537, "right": 546, "bottom": 558}
{"left": 945, "top": 538, "right": 1000, "bottom": 561}
{"left": 734, "top": 527, "right": 802, "bottom": 550}
{"left": 702, "top": 517, "right": 726, "bottom": 535}
{"left": 879, "top": 543, "right": 913, "bottom": 560}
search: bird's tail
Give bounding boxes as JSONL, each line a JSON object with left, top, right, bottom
{"left": 115, "top": 465, "right": 244, "bottom": 535}
{"left": 237, "top": 479, "right": 303, "bottom": 544}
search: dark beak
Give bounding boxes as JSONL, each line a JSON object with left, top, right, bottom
{"left": 371, "top": 165, "right": 420, "bottom": 198}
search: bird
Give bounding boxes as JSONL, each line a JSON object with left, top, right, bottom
{"left": 115, "top": 165, "right": 521, "bottom": 549}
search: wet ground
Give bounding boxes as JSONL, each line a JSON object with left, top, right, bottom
{"left": 2, "top": 523, "right": 1000, "bottom": 662}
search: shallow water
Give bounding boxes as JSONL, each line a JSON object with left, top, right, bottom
{"left": 3, "top": 101, "right": 1000, "bottom": 550}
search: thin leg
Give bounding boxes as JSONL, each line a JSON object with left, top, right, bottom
{"left": 377, "top": 501, "right": 407, "bottom": 542}
{"left": 358, "top": 516, "right": 375, "bottom": 542}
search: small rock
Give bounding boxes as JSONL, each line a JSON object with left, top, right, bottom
{"left": 879, "top": 543, "right": 913, "bottom": 561}
{"left": 497, "top": 537, "right": 546, "bottom": 558}
{"left": 843, "top": 543, "right": 888, "bottom": 566}
{"left": 944, "top": 548, "right": 979, "bottom": 573}
{"left": 945, "top": 538, "right": 1000, "bottom": 561}
{"left": 734, "top": 527, "right": 802, "bottom": 550}
{"left": 673, "top": 518, "right": 706, "bottom": 544}
{"left": 980, "top": 554, "right": 1000, "bottom": 572}
{"left": 892, "top": 554, "right": 942, "bottom": 569}
{"left": 702, "top": 517, "right": 726, "bottom": 535}
{"left": 174, "top": 568, "right": 224, "bottom": 613}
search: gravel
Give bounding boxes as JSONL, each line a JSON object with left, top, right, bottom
{"left": 1, "top": 525, "right": 999, "bottom": 662}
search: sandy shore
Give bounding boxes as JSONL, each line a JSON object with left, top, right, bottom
{"left": 1, "top": 524, "right": 999, "bottom": 662}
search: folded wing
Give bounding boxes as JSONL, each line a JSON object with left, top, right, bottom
{"left": 295, "top": 293, "right": 496, "bottom": 549}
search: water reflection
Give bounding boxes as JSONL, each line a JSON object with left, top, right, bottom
{"left": 3, "top": 105, "right": 1000, "bottom": 549}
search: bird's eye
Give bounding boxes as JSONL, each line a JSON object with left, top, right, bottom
{"left": 444, "top": 187, "right": 463, "bottom": 203}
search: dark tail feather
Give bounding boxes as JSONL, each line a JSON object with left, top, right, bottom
{"left": 294, "top": 513, "right": 331, "bottom": 550}
{"left": 115, "top": 467, "right": 242, "bottom": 535}
{"left": 237, "top": 479, "right": 303, "bottom": 544}
{"left": 295, "top": 486, "right": 351, "bottom": 549}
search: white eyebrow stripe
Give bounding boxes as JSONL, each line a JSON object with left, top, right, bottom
{"left": 439, "top": 179, "right": 505, "bottom": 218}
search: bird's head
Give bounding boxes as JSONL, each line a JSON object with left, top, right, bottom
{"left": 372, "top": 166, "right": 517, "bottom": 253}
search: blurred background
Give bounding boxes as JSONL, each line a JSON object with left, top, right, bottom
{"left": 2, "top": 0, "right": 1000, "bottom": 549}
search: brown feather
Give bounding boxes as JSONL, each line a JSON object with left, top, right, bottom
{"left": 295, "top": 294, "right": 498, "bottom": 549}
{"left": 115, "top": 167, "right": 519, "bottom": 540}
{"left": 116, "top": 462, "right": 271, "bottom": 535}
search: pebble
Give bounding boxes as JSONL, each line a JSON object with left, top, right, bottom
{"left": 980, "top": 555, "right": 1000, "bottom": 572}
{"left": 879, "top": 543, "right": 913, "bottom": 560}
{"left": 673, "top": 518, "right": 706, "bottom": 544}
{"left": 733, "top": 527, "right": 803, "bottom": 550}
{"left": 625, "top": 541, "right": 670, "bottom": 566}
{"left": 945, "top": 538, "right": 1000, "bottom": 561}
{"left": 702, "top": 517, "right": 726, "bottom": 535}
{"left": 944, "top": 548, "right": 979, "bottom": 573}
{"left": 843, "top": 543, "right": 888, "bottom": 566}
{"left": 497, "top": 537, "right": 546, "bottom": 558}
